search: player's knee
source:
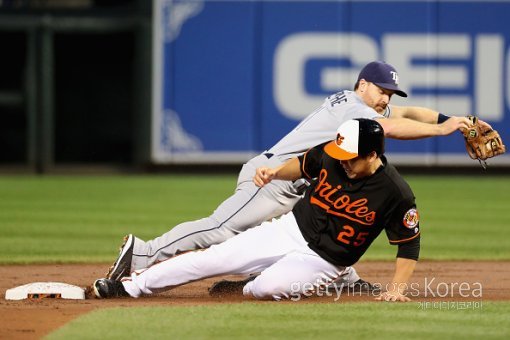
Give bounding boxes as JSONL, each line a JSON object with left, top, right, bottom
{"left": 249, "top": 277, "right": 293, "bottom": 300}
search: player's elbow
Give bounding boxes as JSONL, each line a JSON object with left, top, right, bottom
{"left": 376, "top": 118, "right": 418, "bottom": 140}
{"left": 375, "top": 118, "right": 395, "bottom": 138}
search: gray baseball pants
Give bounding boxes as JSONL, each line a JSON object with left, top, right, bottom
{"left": 130, "top": 154, "right": 307, "bottom": 271}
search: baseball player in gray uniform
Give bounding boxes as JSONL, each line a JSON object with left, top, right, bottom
{"left": 105, "top": 61, "right": 471, "bottom": 285}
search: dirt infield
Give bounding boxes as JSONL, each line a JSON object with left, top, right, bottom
{"left": 1, "top": 261, "right": 509, "bottom": 339}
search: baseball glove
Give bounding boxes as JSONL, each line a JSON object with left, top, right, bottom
{"left": 462, "top": 115, "right": 506, "bottom": 167}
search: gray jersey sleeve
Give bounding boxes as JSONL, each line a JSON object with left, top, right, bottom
{"left": 267, "top": 90, "right": 382, "bottom": 160}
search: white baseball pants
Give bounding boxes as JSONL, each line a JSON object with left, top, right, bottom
{"left": 122, "top": 212, "right": 358, "bottom": 300}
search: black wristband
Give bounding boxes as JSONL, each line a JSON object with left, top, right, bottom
{"left": 437, "top": 113, "right": 451, "bottom": 124}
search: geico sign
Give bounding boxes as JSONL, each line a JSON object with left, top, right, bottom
{"left": 275, "top": 33, "right": 505, "bottom": 121}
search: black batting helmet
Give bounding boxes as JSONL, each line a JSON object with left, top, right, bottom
{"left": 324, "top": 118, "right": 385, "bottom": 160}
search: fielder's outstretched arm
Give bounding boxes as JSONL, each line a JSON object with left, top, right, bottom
{"left": 253, "top": 158, "right": 302, "bottom": 188}
{"left": 390, "top": 105, "right": 442, "bottom": 123}
{"left": 376, "top": 116, "right": 471, "bottom": 140}
{"left": 389, "top": 105, "right": 494, "bottom": 134}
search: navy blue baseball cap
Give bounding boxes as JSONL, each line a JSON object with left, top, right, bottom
{"left": 357, "top": 61, "right": 408, "bottom": 97}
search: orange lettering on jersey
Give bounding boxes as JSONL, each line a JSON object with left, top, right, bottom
{"left": 312, "top": 169, "right": 376, "bottom": 225}
{"left": 324, "top": 185, "right": 342, "bottom": 204}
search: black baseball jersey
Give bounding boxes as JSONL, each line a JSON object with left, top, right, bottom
{"left": 294, "top": 143, "right": 420, "bottom": 267}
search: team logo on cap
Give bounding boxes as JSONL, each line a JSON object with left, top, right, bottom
{"left": 390, "top": 71, "right": 399, "bottom": 85}
{"left": 335, "top": 134, "right": 345, "bottom": 146}
{"left": 403, "top": 208, "right": 419, "bottom": 229}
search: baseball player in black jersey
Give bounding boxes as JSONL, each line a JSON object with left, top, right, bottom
{"left": 94, "top": 119, "right": 419, "bottom": 302}
{"left": 104, "top": 61, "right": 468, "bottom": 291}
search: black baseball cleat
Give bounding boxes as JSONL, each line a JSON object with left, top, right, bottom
{"left": 93, "top": 278, "right": 130, "bottom": 298}
{"left": 106, "top": 234, "right": 134, "bottom": 280}
{"left": 209, "top": 275, "right": 257, "bottom": 297}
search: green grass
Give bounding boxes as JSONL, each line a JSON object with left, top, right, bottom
{"left": 365, "top": 175, "right": 510, "bottom": 260}
{"left": 46, "top": 302, "right": 510, "bottom": 339}
{"left": 0, "top": 175, "right": 235, "bottom": 263}
{"left": 2, "top": 175, "right": 508, "bottom": 339}
{"left": 0, "top": 175, "right": 509, "bottom": 263}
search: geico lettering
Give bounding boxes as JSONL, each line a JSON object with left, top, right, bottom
{"left": 274, "top": 32, "right": 378, "bottom": 119}
{"left": 275, "top": 32, "right": 505, "bottom": 122}
{"left": 384, "top": 33, "right": 503, "bottom": 121}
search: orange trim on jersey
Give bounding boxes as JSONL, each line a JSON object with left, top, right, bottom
{"left": 310, "top": 196, "right": 374, "bottom": 226}
{"left": 301, "top": 150, "right": 312, "bottom": 179}
{"left": 310, "top": 195, "right": 329, "bottom": 209}
{"left": 389, "top": 231, "right": 421, "bottom": 244}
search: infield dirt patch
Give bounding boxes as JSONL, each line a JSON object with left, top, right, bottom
{"left": 1, "top": 261, "right": 509, "bottom": 339}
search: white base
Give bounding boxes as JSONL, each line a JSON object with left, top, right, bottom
{"left": 5, "top": 282, "right": 85, "bottom": 300}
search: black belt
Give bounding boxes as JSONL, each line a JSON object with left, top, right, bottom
{"left": 263, "top": 153, "right": 274, "bottom": 159}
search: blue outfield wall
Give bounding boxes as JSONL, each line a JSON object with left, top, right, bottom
{"left": 151, "top": 0, "right": 510, "bottom": 166}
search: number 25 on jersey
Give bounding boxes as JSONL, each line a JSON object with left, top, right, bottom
{"left": 337, "top": 225, "right": 369, "bottom": 247}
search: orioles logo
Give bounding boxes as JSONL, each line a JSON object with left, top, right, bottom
{"left": 311, "top": 169, "right": 376, "bottom": 225}
{"left": 403, "top": 208, "right": 419, "bottom": 229}
{"left": 335, "top": 133, "right": 345, "bottom": 146}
